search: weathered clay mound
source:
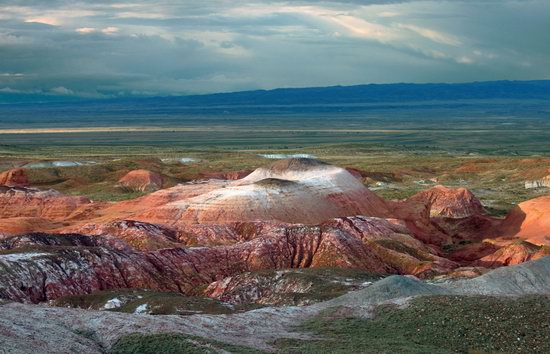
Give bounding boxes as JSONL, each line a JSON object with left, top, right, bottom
{"left": 0, "top": 168, "right": 28, "bottom": 187}
{"left": 525, "top": 176, "right": 550, "bottom": 189}
{"left": 407, "top": 184, "right": 484, "bottom": 218}
{"left": 65, "top": 215, "right": 458, "bottom": 276}
{"left": 139, "top": 158, "right": 391, "bottom": 225}
{"left": 138, "top": 181, "right": 343, "bottom": 225}
{"left": 117, "top": 169, "right": 163, "bottom": 192}
{"left": 497, "top": 196, "right": 550, "bottom": 246}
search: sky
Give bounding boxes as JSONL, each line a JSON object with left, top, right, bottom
{"left": 0, "top": 0, "right": 549, "bottom": 98}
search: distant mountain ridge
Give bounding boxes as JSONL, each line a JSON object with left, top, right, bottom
{"left": 2, "top": 80, "right": 550, "bottom": 106}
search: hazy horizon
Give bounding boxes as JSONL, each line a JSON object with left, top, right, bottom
{"left": 1, "top": 0, "right": 549, "bottom": 100}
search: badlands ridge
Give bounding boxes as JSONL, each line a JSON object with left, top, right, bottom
{"left": 0, "top": 158, "right": 548, "bottom": 304}
{"left": 0, "top": 158, "right": 549, "bottom": 352}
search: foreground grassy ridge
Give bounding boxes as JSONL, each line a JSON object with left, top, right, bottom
{"left": 277, "top": 295, "right": 550, "bottom": 354}
{"left": 110, "top": 333, "right": 264, "bottom": 354}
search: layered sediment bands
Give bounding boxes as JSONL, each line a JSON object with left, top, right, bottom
{"left": 0, "top": 216, "right": 458, "bottom": 303}
{"left": 0, "top": 233, "right": 213, "bottom": 303}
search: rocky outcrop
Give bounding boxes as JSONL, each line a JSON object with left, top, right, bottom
{"left": 525, "top": 169, "right": 550, "bottom": 189}
{"left": 498, "top": 196, "right": 550, "bottom": 246}
{"left": 0, "top": 168, "right": 28, "bottom": 187}
{"left": 525, "top": 178, "right": 550, "bottom": 189}
{"left": 407, "top": 185, "right": 484, "bottom": 218}
{"left": 117, "top": 169, "right": 163, "bottom": 192}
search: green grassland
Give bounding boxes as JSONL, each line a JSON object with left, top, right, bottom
{"left": 107, "top": 294, "right": 550, "bottom": 353}
{"left": 52, "top": 289, "right": 240, "bottom": 316}
{"left": 1, "top": 141, "right": 548, "bottom": 215}
{"left": 275, "top": 295, "right": 550, "bottom": 354}
{"left": 110, "top": 333, "right": 263, "bottom": 354}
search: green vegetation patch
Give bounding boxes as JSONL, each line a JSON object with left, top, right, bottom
{"left": 110, "top": 333, "right": 264, "bottom": 354}
{"left": 276, "top": 295, "right": 550, "bottom": 353}
{"left": 52, "top": 289, "right": 237, "bottom": 315}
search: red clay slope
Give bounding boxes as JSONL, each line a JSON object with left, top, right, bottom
{"left": 497, "top": 196, "right": 550, "bottom": 246}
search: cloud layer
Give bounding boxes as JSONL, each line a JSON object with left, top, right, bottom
{"left": 0, "top": 0, "right": 549, "bottom": 97}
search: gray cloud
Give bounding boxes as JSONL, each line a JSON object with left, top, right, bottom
{"left": 0, "top": 0, "right": 549, "bottom": 97}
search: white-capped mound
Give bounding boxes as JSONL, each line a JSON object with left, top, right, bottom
{"left": 137, "top": 158, "right": 390, "bottom": 225}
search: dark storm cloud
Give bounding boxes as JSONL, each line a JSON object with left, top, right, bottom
{"left": 0, "top": 0, "right": 549, "bottom": 97}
